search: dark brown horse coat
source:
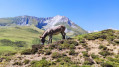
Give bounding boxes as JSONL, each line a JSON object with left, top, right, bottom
{"left": 40, "top": 25, "right": 66, "bottom": 45}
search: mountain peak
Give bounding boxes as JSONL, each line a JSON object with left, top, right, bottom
{"left": 54, "top": 15, "right": 68, "bottom": 19}
{"left": 0, "top": 15, "right": 87, "bottom": 35}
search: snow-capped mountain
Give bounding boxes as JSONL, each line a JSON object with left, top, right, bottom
{"left": 0, "top": 15, "right": 87, "bottom": 35}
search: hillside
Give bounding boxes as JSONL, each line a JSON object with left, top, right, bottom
{"left": 0, "top": 15, "right": 87, "bottom": 35}
{"left": 1, "top": 29, "right": 119, "bottom": 67}
{"left": 0, "top": 26, "right": 64, "bottom": 55}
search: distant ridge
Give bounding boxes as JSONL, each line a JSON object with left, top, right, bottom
{"left": 0, "top": 15, "right": 87, "bottom": 35}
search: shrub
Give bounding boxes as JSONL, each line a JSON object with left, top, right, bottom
{"left": 69, "top": 41, "right": 78, "bottom": 46}
{"left": 23, "top": 59, "right": 30, "bottom": 64}
{"left": 49, "top": 44, "right": 56, "bottom": 49}
{"left": 84, "top": 33, "right": 101, "bottom": 40}
{"left": 52, "top": 52, "right": 61, "bottom": 58}
{"left": 58, "top": 46, "right": 63, "bottom": 50}
{"left": 1, "top": 56, "right": 11, "bottom": 62}
{"left": 107, "top": 36, "right": 115, "bottom": 41}
{"left": 84, "top": 57, "right": 94, "bottom": 65}
{"left": 69, "top": 49, "right": 76, "bottom": 55}
{"left": 13, "top": 62, "right": 22, "bottom": 66}
{"left": 85, "top": 47, "right": 91, "bottom": 51}
{"left": 32, "top": 45, "right": 43, "bottom": 54}
{"left": 21, "top": 49, "right": 32, "bottom": 55}
{"left": 81, "top": 43, "right": 87, "bottom": 47}
{"left": 82, "top": 51, "right": 89, "bottom": 57}
{"left": 61, "top": 43, "right": 69, "bottom": 49}
{"left": 84, "top": 35, "right": 96, "bottom": 40}
{"left": 95, "top": 58, "right": 104, "bottom": 64}
{"left": 42, "top": 57, "right": 46, "bottom": 60}
{"left": 3, "top": 52, "right": 17, "bottom": 56}
{"left": 99, "top": 34, "right": 107, "bottom": 39}
{"left": 101, "top": 61, "right": 113, "bottom": 67}
{"left": 60, "top": 61, "right": 65, "bottom": 65}
{"left": 62, "top": 53, "right": 67, "bottom": 56}
{"left": 30, "top": 60, "right": 38, "bottom": 65}
{"left": 91, "top": 53, "right": 99, "bottom": 59}
{"left": 83, "top": 61, "right": 93, "bottom": 65}
{"left": 107, "top": 57, "right": 119, "bottom": 63}
{"left": 79, "top": 39, "right": 85, "bottom": 43}
{"left": 69, "top": 44, "right": 75, "bottom": 49}
{"left": 0, "top": 39, "right": 13, "bottom": 46}
{"left": 56, "top": 56, "right": 71, "bottom": 63}
{"left": 58, "top": 41, "right": 78, "bottom": 50}
{"left": 98, "top": 45, "right": 107, "bottom": 50}
{"left": 99, "top": 50, "right": 111, "bottom": 57}
{"left": 115, "top": 55, "right": 119, "bottom": 58}
{"left": 63, "top": 57, "right": 71, "bottom": 62}
{"left": 114, "top": 39, "right": 119, "bottom": 44}
{"left": 45, "top": 50, "right": 52, "bottom": 55}
{"left": 31, "top": 59, "right": 50, "bottom": 67}
{"left": 14, "top": 41, "right": 27, "bottom": 47}
{"left": 37, "top": 49, "right": 44, "bottom": 54}
{"left": 82, "top": 65, "right": 91, "bottom": 67}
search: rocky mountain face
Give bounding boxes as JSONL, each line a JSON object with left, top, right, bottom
{"left": 0, "top": 15, "right": 87, "bottom": 35}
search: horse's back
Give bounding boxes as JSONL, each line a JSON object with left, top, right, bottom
{"left": 47, "top": 25, "right": 65, "bottom": 35}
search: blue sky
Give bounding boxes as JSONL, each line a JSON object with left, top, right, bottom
{"left": 0, "top": 0, "right": 119, "bottom": 31}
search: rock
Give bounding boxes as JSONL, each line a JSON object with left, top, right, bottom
{"left": 0, "top": 58, "right": 3, "bottom": 62}
{"left": 114, "top": 39, "right": 119, "bottom": 43}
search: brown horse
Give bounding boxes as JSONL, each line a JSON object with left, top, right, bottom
{"left": 40, "top": 25, "right": 66, "bottom": 45}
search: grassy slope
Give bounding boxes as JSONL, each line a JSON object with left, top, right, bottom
{"left": 0, "top": 26, "right": 42, "bottom": 43}
{"left": 0, "top": 26, "right": 64, "bottom": 55}
{"left": 9, "top": 29, "right": 119, "bottom": 67}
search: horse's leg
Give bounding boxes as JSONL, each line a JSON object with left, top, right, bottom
{"left": 49, "top": 35, "right": 52, "bottom": 43}
{"left": 48, "top": 36, "right": 50, "bottom": 44}
{"left": 50, "top": 35, "right": 52, "bottom": 43}
{"left": 61, "top": 32, "right": 65, "bottom": 39}
{"left": 63, "top": 32, "right": 66, "bottom": 39}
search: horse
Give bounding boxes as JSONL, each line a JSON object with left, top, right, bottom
{"left": 40, "top": 25, "right": 66, "bottom": 45}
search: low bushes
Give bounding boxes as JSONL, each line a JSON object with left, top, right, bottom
{"left": 91, "top": 53, "right": 99, "bottom": 59}
{"left": 45, "top": 50, "right": 52, "bottom": 55}
{"left": 51, "top": 52, "right": 62, "bottom": 58}
{"left": 0, "top": 39, "right": 13, "bottom": 46}
{"left": 101, "top": 61, "right": 114, "bottom": 67}
{"left": 98, "top": 45, "right": 107, "bottom": 50}
{"left": 114, "top": 39, "right": 119, "bottom": 44}
{"left": 23, "top": 59, "right": 30, "bottom": 64}
{"left": 69, "top": 49, "right": 76, "bottom": 55}
{"left": 83, "top": 61, "right": 93, "bottom": 65}
{"left": 0, "top": 39, "right": 27, "bottom": 47}
{"left": 82, "top": 51, "right": 89, "bottom": 57}
{"left": 13, "top": 61, "right": 22, "bottom": 66}
{"left": 99, "top": 50, "right": 111, "bottom": 57}
{"left": 21, "top": 49, "right": 32, "bottom": 55}
{"left": 49, "top": 40, "right": 78, "bottom": 50}
{"left": 56, "top": 56, "right": 71, "bottom": 63}
{"left": 31, "top": 59, "right": 50, "bottom": 67}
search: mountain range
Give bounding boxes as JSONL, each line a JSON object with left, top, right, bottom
{"left": 0, "top": 15, "right": 87, "bottom": 35}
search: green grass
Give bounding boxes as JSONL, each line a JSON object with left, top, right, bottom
{"left": 0, "top": 46, "right": 16, "bottom": 55}
{"left": 0, "top": 25, "right": 64, "bottom": 44}
{"left": 0, "top": 25, "right": 66, "bottom": 55}
{"left": 0, "top": 26, "right": 43, "bottom": 43}
{"left": 0, "top": 46, "right": 15, "bottom": 52}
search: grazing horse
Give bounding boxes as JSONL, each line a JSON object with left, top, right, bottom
{"left": 40, "top": 25, "right": 66, "bottom": 45}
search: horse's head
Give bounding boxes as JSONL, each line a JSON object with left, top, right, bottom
{"left": 40, "top": 36, "right": 45, "bottom": 45}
